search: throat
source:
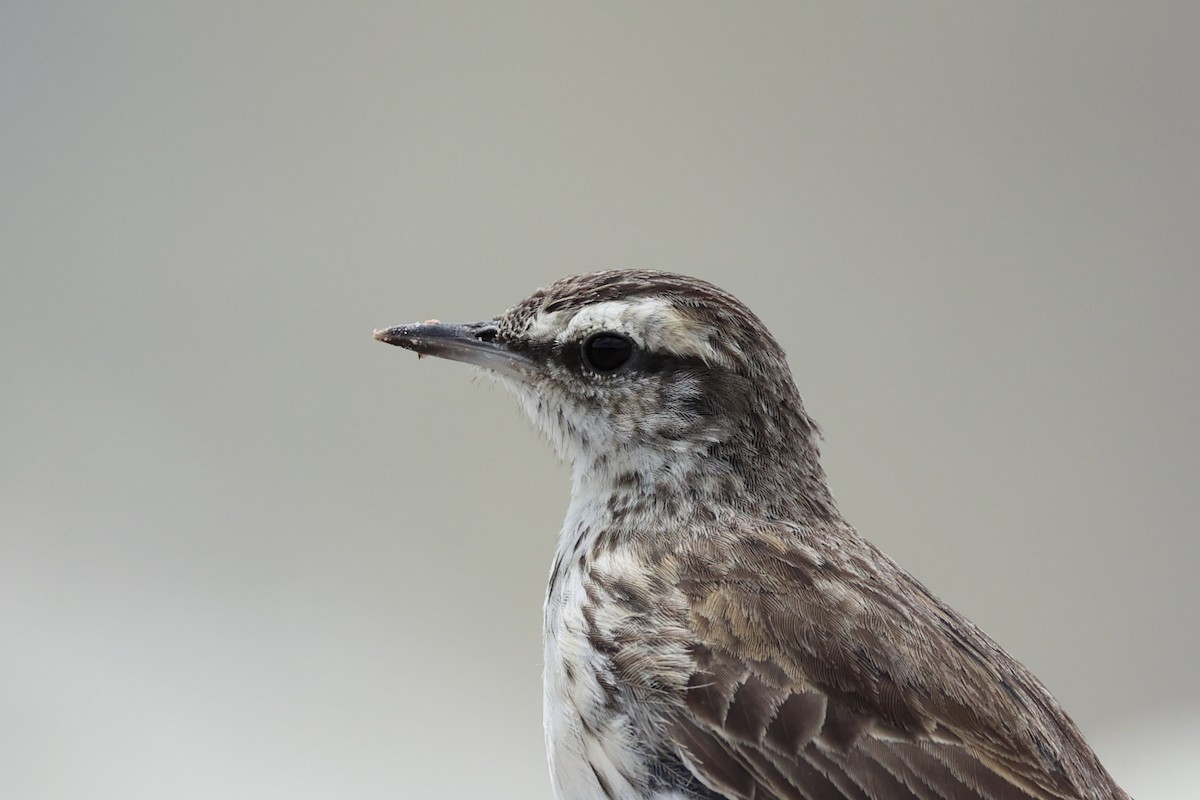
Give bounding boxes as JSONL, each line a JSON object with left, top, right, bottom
{"left": 567, "top": 444, "right": 836, "bottom": 531}
{"left": 567, "top": 466, "right": 709, "bottom": 539}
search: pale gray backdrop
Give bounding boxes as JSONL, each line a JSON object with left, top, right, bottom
{"left": 2, "top": 3, "right": 1197, "bottom": 798}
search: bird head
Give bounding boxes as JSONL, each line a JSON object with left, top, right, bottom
{"left": 376, "top": 270, "right": 833, "bottom": 518}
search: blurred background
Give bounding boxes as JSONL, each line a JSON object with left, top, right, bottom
{"left": 2, "top": 3, "right": 1197, "bottom": 798}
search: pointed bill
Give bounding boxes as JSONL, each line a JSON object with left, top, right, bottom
{"left": 374, "top": 320, "right": 536, "bottom": 381}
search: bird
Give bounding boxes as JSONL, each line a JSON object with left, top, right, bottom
{"left": 374, "top": 269, "right": 1128, "bottom": 800}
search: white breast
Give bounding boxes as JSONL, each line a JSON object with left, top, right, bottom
{"left": 542, "top": 502, "right": 651, "bottom": 800}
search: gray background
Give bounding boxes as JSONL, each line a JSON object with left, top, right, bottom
{"left": 2, "top": 3, "right": 1197, "bottom": 798}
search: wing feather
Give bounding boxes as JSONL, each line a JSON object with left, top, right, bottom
{"left": 658, "top": 519, "right": 1127, "bottom": 800}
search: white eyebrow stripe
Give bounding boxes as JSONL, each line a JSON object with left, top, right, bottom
{"left": 524, "top": 307, "right": 571, "bottom": 342}
{"left": 556, "top": 298, "right": 736, "bottom": 369}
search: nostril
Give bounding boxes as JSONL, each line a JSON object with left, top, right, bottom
{"left": 474, "top": 325, "right": 498, "bottom": 343}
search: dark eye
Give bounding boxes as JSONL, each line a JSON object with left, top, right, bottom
{"left": 581, "top": 332, "right": 634, "bottom": 373}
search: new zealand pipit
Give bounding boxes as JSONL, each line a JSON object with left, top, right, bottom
{"left": 375, "top": 270, "right": 1127, "bottom": 800}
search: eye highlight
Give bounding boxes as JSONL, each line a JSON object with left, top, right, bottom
{"left": 581, "top": 332, "right": 634, "bottom": 373}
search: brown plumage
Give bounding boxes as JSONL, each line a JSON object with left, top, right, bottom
{"left": 375, "top": 269, "right": 1128, "bottom": 800}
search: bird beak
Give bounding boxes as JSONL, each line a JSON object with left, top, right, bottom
{"left": 373, "top": 320, "right": 535, "bottom": 381}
